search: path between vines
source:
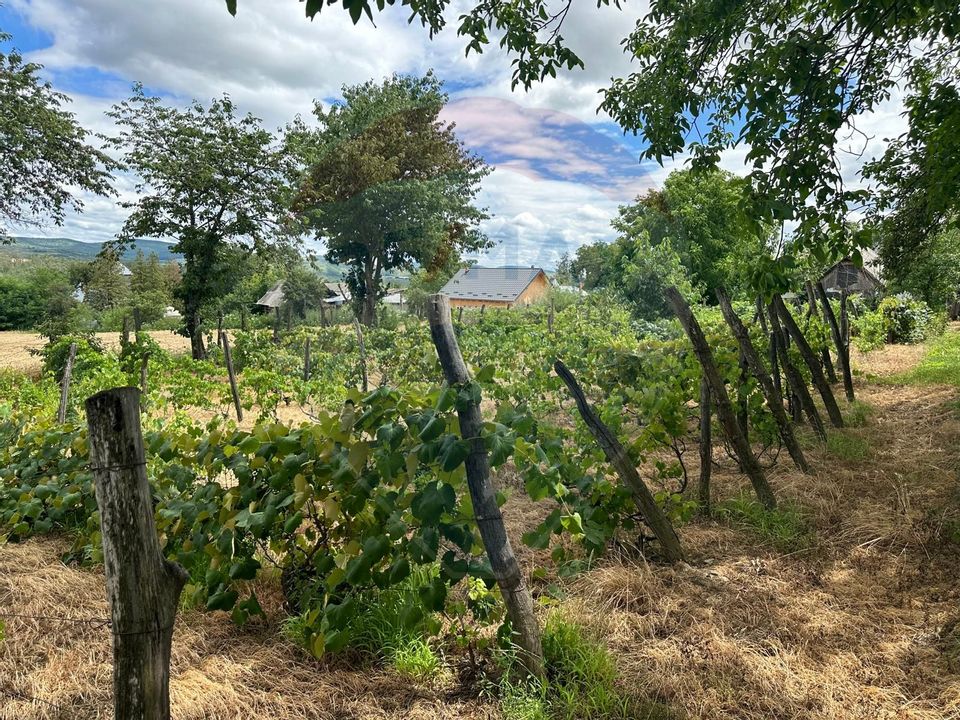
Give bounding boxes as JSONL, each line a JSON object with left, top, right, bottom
{"left": 2, "top": 334, "right": 960, "bottom": 719}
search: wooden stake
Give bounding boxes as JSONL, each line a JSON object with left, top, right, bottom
{"left": 716, "top": 289, "right": 810, "bottom": 473}
{"left": 698, "top": 377, "right": 712, "bottom": 514}
{"left": 121, "top": 315, "right": 131, "bottom": 348}
{"left": 774, "top": 295, "right": 844, "bottom": 427}
{"left": 353, "top": 319, "right": 368, "bottom": 393}
{"left": 665, "top": 287, "right": 777, "bottom": 509}
{"left": 85, "top": 387, "right": 188, "bottom": 720}
{"left": 427, "top": 294, "right": 544, "bottom": 678}
{"left": 816, "top": 282, "right": 855, "bottom": 402}
{"left": 57, "top": 342, "right": 77, "bottom": 423}
{"left": 303, "top": 337, "right": 311, "bottom": 382}
{"left": 555, "top": 359, "right": 684, "bottom": 562}
{"left": 140, "top": 354, "right": 149, "bottom": 395}
{"left": 222, "top": 333, "right": 243, "bottom": 422}
{"left": 767, "top": 300, "right": 826, "bottom": 441}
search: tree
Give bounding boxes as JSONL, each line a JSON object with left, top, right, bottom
{"left": 282, "top": 264, "right": 327, "bottom": 320}
{"left": 0, "top": 30, "right": 113, "bottom": 239}
{"left": 614, "top": 169, "right": 772, "bottom": 300}
{"left": 105, "top": 85, "right": 294, "bottom": 359}
{"left": 128, "top": 250, "right": 177, "bottom": 324}
{"left": 234, "top": 0, "right": 960, "bottom": 271}
{"left": 72, "top": 249, "right": 130, "bottom": 311}
{"left": 290, "top": 73, "right": 491, "bottom": 326}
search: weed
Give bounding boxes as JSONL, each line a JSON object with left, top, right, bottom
{"left": 389, "top": 637, "right": 444, "bottom": 682}
{"left": 896, "top": 330, "right": 960, "bottom": 387}
{"left": 843, "top": 400, "right": 873, "bottom": 428}
{"left": 716, "top": 494, "right": 814, "bottom": 552}
{"left": 827, "top": 431, "right": 871, "bottom": 461}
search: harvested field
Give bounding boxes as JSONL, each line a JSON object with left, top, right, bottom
{"left": 3, "top": 336, "right": 960, "bottom": 719}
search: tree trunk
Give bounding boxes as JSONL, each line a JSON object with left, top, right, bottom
{"left": 665, "top": 287, "right": 777, "bottom": 509}
{"left": 85, "top": 388, "right": 188, "bottom": 720}
{"left": 353, "top": 319, "right": 368, "bottom": 393}
{"left": 698, "top": 377, "right": 712, "bottom": 514}
{"left": 715, "top": 289, "right": 810, "bottom": 473}
{"left": 816, "top": 282, "right": 855, "bottom": 402}
{"left": 773, "top": 295, "right": 844, "bottom": 427}
{"left": 737, "top": 350, "right": 750, "bottom": 441}
{"left": 554, "top": 359, "right": 684, "bottom": 563}
{"left": 427, "top": 294, "right": 544, "bottom": 678}
{"left": 186, "top": 305, "right": 206, "bottom": 360}
{"left": 767, "top": 301, "right": 827, "bottom": 441}
{"left": 57, "top": 342, "right": 77, "bottom": 423}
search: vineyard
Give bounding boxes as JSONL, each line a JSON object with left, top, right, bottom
{"left": 2, "top": 295, "right": 959, "bottom": 719}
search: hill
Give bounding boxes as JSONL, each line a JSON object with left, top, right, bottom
{"left": 5, "top": 236, "right": 182, "bottom": 263}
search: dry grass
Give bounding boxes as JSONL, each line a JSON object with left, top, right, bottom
{"left": 4, "top": 339, "right": 960, "bottom": 718}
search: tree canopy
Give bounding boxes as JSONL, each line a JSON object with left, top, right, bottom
{"left": 105, "top": 85, "right": 294, "bottom": 358}
{"left": 0, "top": 30, "right": 113, "bottom": 240}
{"left": 290, "top": 72, "right": 490, "bottom": 325}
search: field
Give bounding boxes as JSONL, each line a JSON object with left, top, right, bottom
{"left": 1, "top": 310, "right": 959, "bottom": 719}
{"left": 0, "top": 331, "right": 190, "bottom": 375}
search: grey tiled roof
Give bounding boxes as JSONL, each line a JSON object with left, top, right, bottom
{"left": 256, "top": 280, "right": 285, "bottom": 308}
{"left": 440, "top": 266, "right": 545, "bottom": 302}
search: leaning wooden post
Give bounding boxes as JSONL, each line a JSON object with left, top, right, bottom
{"left": 427, "top": 294, "right": 544, "bottom": 678}
{"left": 806, "top": 281, "right": 838, "bottom": 382}
{"left": 353, "top": 319, "right": 368, "bottom": 393}
{"left": 85, "top": 388, "right": 188, "bottom": 720}
{"left": 698, "top": 377, "right": 712, "bottom": 514}
{"left": 816, "top": 282, "right": 854, "bottom": 402}
{"left": 554, "top": 359, "right": 684, "bottom": 562}
{"left": 222, "top": 333, "right": 243, "bottom": 422}
{"left": 665, "top": 287, "right": 777, "bottom": 509}
{"left": 773, "top": 295, "right": 844, "bottom": 427}
{"left": 767, "top": 301, "right": 827, "bottom": 441}
{"left": 716, "top": 289, "right": 810, "bottom": 473}
{"left": 57, "top": 342, "right": 78, "bottom": 423}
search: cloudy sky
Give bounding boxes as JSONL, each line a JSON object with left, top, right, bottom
{"left": 0, "top": 0, "right": 903, "bottom": 268}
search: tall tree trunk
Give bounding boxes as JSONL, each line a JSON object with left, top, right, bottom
{"left": 715, "top": 289, "right": 810, "bottom": 473}
{"left": 426, "top": 294, "right": 544, "bottom": 678}
{"left": 665, "top": 287, "right": 777, "bottom": 509}
{"left": 554, "top": 359, "right": 684, "bottom": 563}
{"left": 185, "top": 304, "right": 206, "bottom": 361}
{"left": 816, "top": 281, "right": 855, "bottom": 402}
{"left": 773, "top": 295, "right": 844, "bottom": 427}
{"left": 767, "top": 301, "right": 827, "bottom": 441}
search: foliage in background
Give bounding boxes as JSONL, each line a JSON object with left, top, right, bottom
{"left": 853, "top": 293, "right": 945, "bottom": 352}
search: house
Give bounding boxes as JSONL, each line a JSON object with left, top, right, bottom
{"left": 440, "top": 266, "right": 549, "bottom": 308}
{"left": 819, "top": 249, "right": 883, "bottom": 296}
{"left": 256, "top": 280, "right": 286, "bottom": 309}
{"left": 255, "top": 280, "right": 351, "bottom": 309}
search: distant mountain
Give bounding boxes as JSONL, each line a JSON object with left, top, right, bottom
{"left": 6, "top": 236, "right": 182, "bottom": 263}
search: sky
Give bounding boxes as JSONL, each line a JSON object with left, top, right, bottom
{"left": 0, "top": 0, "right": 906, "bottom": 269}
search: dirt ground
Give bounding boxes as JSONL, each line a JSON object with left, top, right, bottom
{"left": 0, "top": 331, "right": 191, "bottom": 375}
{"left": 2, "top": 337, "right": 960, "bottom": 719}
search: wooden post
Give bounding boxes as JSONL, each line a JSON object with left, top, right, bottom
{"left": 767, "top": 301, "right": 826, "bottom": 441}
{"left": 139, "top": 354, "right": 149, "bottom": 395}
{"left": 665, "top": 287, "right": 777, "bottom": 509}
{"left": 318, "top": 299, "right": 328, "bottom": 327}
{"left": 716, "top": 289, "right": 810, "bottom": 473}
{"left": 222, "top": 333, "right": 243, "bottom": 422}
{"left": 85, "top": 388, "right": 188, "bottom": 720}
{"left": 353, "top": 319, "right": 368, "bottom": 393}
{"left": 303, "top": 337, "right": 311, "bottom": 382}
{"left": 57, "top": 342, "right": 77, "bottom": 423}
{"left": 806, "top": 281, "right": 838, "bottom": 383}
{"left": 273, "top": 307, "right": 280, "bottom": 344}
{"left": 774, "top": 295, "right": 844, "bottom": 427}
{"left": 554, "top": 359, "right": 684, "bottom": 562}
{"left": 547, "top": 298, "right": 555, "bottom": 333}
{"left": 121, "top": 315, "right": 131, "bottom": 348}
{"left": 133, "top": 307, "right": 143, "bottom": 333}
{"left": 698, "top": 377, "right": 712, "bottom": 514}
{"left": 217, "top": 313, "right": 225, "bottom": 350}
{"left": 426, "top": 294, "right": 544, "bottom": 677}
{"left": 457, "top": 306, "right": 464, "bottom": 324}
{"left": 816, "top": 282, "right": 854, "bottom": 402}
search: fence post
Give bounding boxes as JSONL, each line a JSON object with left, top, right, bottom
{"left": 222, "top": 333, "right": 243, "bottom": 422}
{"left": 554, "top": 359, "right": 684, "bottom": 563}
{"left": 427, "top": 294, "right": 544, "bottom": 678}
{"left": 665, "top": 287, "right": 777, "bottom": 510}
{"left": 85, "top": 387, "right": 188, "bottom": 720}
{"left": 816, "top": 281, "right": 855, "bottom": 402}
{"left": 303, "top": 337, "right": 311, "bottom": 382}
{"left": 767, "top": 300, "right": 826, "bottom": 441}
{"left": 121, "top": 315, "right": 131, "bottom": 348}
{"left": 57, "top": 342, "right": 77, "bottom": 423}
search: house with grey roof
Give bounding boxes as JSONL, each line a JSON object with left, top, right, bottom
{"left": 440, "top": 266, "right": 549, "bottom": 308}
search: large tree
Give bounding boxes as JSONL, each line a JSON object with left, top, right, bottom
{"left": 0, "top": 30, "right": 113, "bottom": 239}
{"left": 232, "top": 0, "right": 960, "bottom": 272}
{"left": 105, "top": 85, "right": 294, "bottom": 359}
{"left": 290, "top": 72, "right": 491, "bottom": 326}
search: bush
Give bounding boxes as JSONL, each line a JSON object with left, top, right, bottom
{"left": 39, "top": 334, "right": 108, "bottom": 382}
{"left": 855, "top": 293, "right": 944, "bottom": 351}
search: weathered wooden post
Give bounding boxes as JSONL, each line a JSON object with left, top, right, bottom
{"left": 133, "top": 307, "right": 143, "bottom": 333}
{"left": 303, "top": 337, "right": 311, "bottom": 382}
{"left": 57, "top": 342, "right": 78, "bottom": 423}
{"left": 773, "top": 295, "right": 843, "bottom": 427}
{"left": 353, "top": 319, "right": 368, "bottom": 393}
{"left": 222, "top": 333, "right": 243, "bottom": 422}
{"left": 716, "top": 289, "right": 810, "bottom": 473}
{"left": 427, "top": 294, "right": 544, "bottom": 678}
{"left": 555, "top": 359, "right": 684, "bottom": 562}
{"left": 767, "top": 300, "right": 827, "bottom": 441}
{"left": 698, "top": 377, "right": 712, "bottom": 514}
{"left": 666, "top": 287, "right": 777, "bottom": 509}
{"left": 816, "top": 281, "right": 855, "bottom": 402}
{"left": 85, "top": 387, "right": 188, "bottom": 720}
{"left": 121, "top": 315, "right": 132, "bottom": 348}
{"left": 806, "top": 281, "right": 838, "bottom": 383}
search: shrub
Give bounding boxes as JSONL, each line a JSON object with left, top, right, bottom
{"left": 855, "top": 292, "right": 945, "bottom": 351}
{"left": 39, "top": 334, "right": 107, "bottom": 382}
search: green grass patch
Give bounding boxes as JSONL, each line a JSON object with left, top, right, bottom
{"left": 826, "top": 431, "right": 871, "bottom": 461}
{"left": 843, "top": 400, "right": 873, "bottom": 428}
{"left": 716, "top": 494, "right": 814, "bottom": 552}
{"left": 389, "top": 637, "right": 444, "bottom": 682}
{"left": 896, "top": 330, "right": 960, "bottom": 387}
{"left": 500, "top": 615, "right": 679, "bottom": 720}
